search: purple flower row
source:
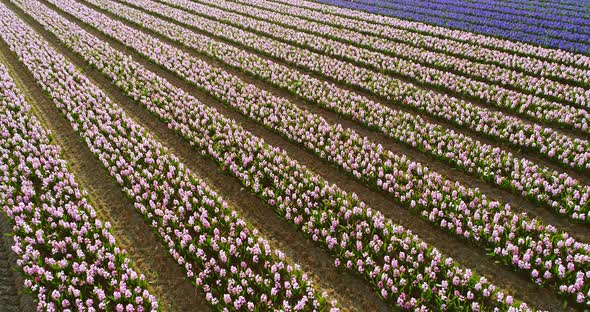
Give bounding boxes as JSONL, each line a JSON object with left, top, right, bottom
{"left": 386, "top": 0, "right": 590, "bottom": 27}
{"left": 94, "top": 0, "right": 590, "bottom": 172}
{"left": 156, "top": 0, "right": 590, "bottom": 132}
{"left": 218, "top": 0, "right": 590, "bottom": 93}
{"left": 312, "top": 0, "right": 590, "bottom": 54}
{"left": 0, "top": 3, "right": 333, "bottom": 311}
{"left": 92, "top": 0, "right": 590, "bottom": 222}
{"left": 357, "top": 0, "right": 590, "bottom": 41}
{"left": 272, "top": 0, "right": 590, "bottom": 69}
{"left": 238, "top": 0, "right": 590, "bottom": 86}
{"left": 484, "top": 0, "right": 590, "bottom": 19}
{"left": 19, "top": 0, "right": 536, "bottom": 309}
{"left": 0, "top": 64, "right": 158, "bottom": 310}
{"left": 45, "top": 0, "right": 590, "bottom": 306}
{"left": 499, "top": 0, "right": 590, "bottom": 17}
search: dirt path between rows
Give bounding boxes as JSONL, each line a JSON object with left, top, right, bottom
{"left": 0, "top": 215, "right": 35, "bottom": 312}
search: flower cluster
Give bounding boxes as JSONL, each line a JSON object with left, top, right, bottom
{"left": 97, "top": 0, "right": 590, "bottom": 221}
{"left": 348, "top": 0, "right": 590, "bottom": 45}
{"left": 93, "top": 0, "right": 590, "bottom": 173}
{"left": 381, "top": 0, "right": 590, "bottom": 34}
{"left": 312, "top": 0, "right": 590, "bottom": 54}
{"left": 234, "top": 0, "right": 590, "bottom": 87}
{"left": 17, "top": 0, "right": 533, "bottom": 309}
{"left": 0, "top": 4, "right": 334, "bottom": 311}
{"left": 0, "top": 64, "right": 157, "bottom": 310}
{"left": 272, "top": 0, "right": 590, "bottom": 68}
{"left": 173, "top": 0, "right": 589, "bottom": 112}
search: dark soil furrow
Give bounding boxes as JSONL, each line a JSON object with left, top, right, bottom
{"left": 0, "top": 217, "right": 27, "bottom": 312}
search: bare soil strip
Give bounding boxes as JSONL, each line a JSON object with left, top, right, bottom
{"left": 0, "top": 215, "right": 34, "bottom": 312}
{"left": 84, "top": 0, "right": 590, "bottom": 241}
{"left": 36, "top": 1, "right": 572, "bottom": 310}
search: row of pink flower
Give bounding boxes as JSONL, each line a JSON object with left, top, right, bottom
{"left": 46, "top": 0, "right": 590, "bottom": 306}
{"left": 238, "top": 0, "right": 590, "bottom": 88}
{"left": 271, "top": 0, "right": 590, "bottom": 69}
{"left": 90, "top": 0, "right": 590, "bottom": 222}
{"left": 180, "top": 0, "right": 590, "bottom": 109}
{"left": 24, "top": 0, "right": 533, "bottom": 309}
{"left": 0, "top": 4, "right": 334, "bottom": 311}
{"left": 104, "top": 0, "right": 590, "bottom": 172}
{"left": 151, "top": 0, "right": 590, "bottom": 135}
{"left": 0, "top": 63, "right": 158, "bottom": 311}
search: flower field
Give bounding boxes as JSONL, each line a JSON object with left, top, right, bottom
{"left": 0, "top": 0, "right": 588, "bottom": 311}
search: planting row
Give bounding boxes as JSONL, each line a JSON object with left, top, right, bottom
{"left": 0, "top": 4, "right": 335, "bottom": 311}
{"left": 311, "top": 0, "right": 590, "bottom": 54}
{"left": 86, "top": 0, "right": 590, "bottom": 223}
{"left": 382, "top": 0, "right": 590, "bottom": 32}
{"left": 344, "top": 0, "right": 590, "bottom": 43}
{"left": 498, "top": 0, "right": 590, "bottom": 16}
{"left": 270, "top": 0, "right": 590, "bottom": 69}
{"left": 0, "top": 63, "right": 158, "bottom": 310}
{"left": 42, "top": 0, "right": 590, "bottom": 306}
{"left": 483, "top": 0, "right": 590, "bottom": 17}
{"left": 97, "top": 0, "right": 590, "bottom": 173}
{"left": 385, "top": 0, "right": 590, "bottom": 27}
{"left": 151, "top": 0, "right": 590, "bottom": 132}
{"left": 208, "top": 0, "right": 590, "bottom": 94}
{"left": 11, "top": 0, "right": 534, "bottom": 309}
